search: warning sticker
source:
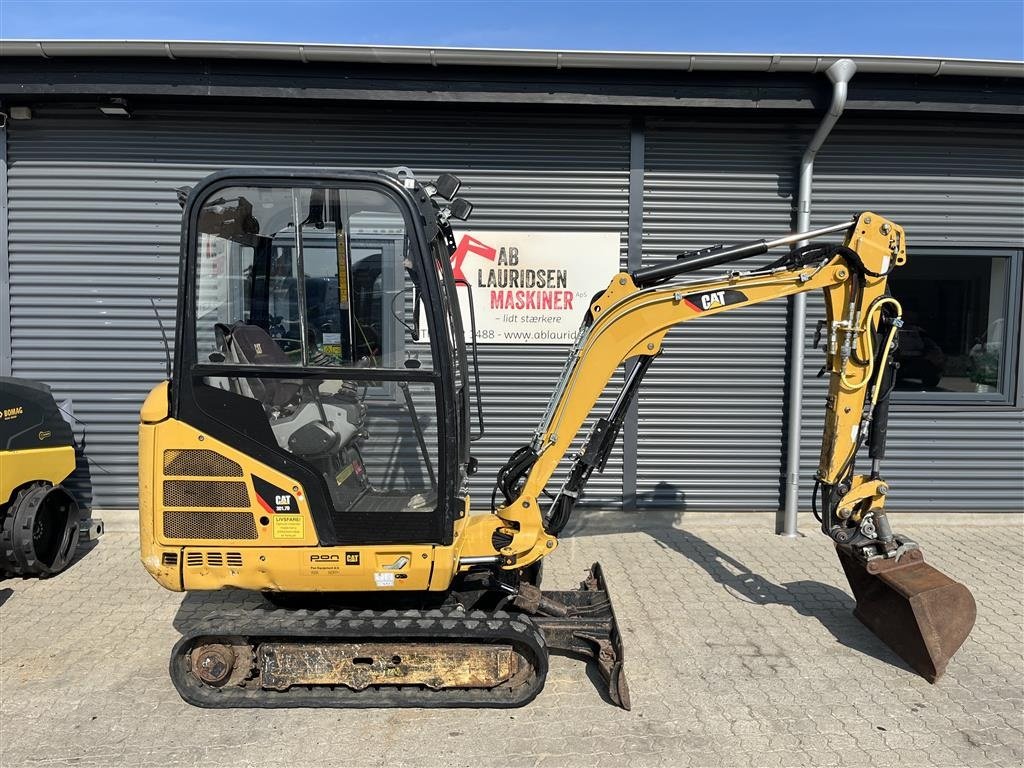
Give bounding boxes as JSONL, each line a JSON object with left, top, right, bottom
{"left": 337, "top": 232, "right": 350, "bottom": 305}
{"left": 374, "top": 572, "right": 395, "bottom": 588}
{"left": 320, "top": 332, "right": 341, "bottom": 360}
{"left": 273, "top": 515, "right": 304, "bottom": 540}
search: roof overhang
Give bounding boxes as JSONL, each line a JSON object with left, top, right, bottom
{"left": 2, "top": 40, "right": 1022, "bottom": 77}
{"left": 2, "top": 40, "right": 1021, "bottom": 114}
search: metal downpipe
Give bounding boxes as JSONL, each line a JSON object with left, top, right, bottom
{"left": 781, "top": 58, "right": 857, "bottom": 537}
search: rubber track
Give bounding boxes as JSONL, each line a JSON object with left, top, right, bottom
{"left": 170, "top": 606, "right": 548, "bottom": 708}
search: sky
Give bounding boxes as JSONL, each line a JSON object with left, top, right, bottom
{"left": 0, "top": 0, "right": 1022, "bottom": 60}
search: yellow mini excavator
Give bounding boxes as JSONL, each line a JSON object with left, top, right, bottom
{"left": 139, "top": 168, "right": 976, "bottom": 709}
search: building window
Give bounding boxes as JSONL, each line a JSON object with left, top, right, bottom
{"left": 889, "top": 248, "right": 1021, "bottom": 404}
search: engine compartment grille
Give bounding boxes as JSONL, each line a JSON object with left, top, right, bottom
{"left": 163, "top": 510, "right": 258, "bottom": 540}
{"left": 163, "top": 449, "right": 243, "bottom": 477}
{"left": 182, "top": 550, "right": 245, "bottom": 567}
{"left": 163, "top": 480, "right": 250, "bottom": 508}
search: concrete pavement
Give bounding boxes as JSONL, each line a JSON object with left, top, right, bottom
{"left": 1, "top": 511, "right": 1021, "bottom": 767}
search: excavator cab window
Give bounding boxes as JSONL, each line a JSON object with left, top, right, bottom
{"left": 177, "top": 174, "right": 460, "bottom": 545}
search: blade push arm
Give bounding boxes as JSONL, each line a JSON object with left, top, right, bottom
{"left": 489, "top": 212, "right": 907, "bottom": 568}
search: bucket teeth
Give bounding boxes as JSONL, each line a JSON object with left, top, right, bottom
{"left": 837, "top": 547, "right": 976, "bottom": 682}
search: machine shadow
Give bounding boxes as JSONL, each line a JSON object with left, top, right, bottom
{"left": 62, "top": 539, "right": 100, "bottom": 574}
{"left": 59, "top": 423, "right": 101, "bottom": 575}
{"left": 0, "top": 539, "right": 99, "bottom": 588}
{"left": 565, "top": 492, "right": 912, "bottom": 673}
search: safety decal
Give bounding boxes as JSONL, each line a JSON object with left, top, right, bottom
{"left": 374, "top": 572, "right": 396, "bottom": 588}
{"left": 272, "top": 515, "right": 304, "bottom": 540}
{"left": 681, "top": 288, "right": 748, "bottom": 312}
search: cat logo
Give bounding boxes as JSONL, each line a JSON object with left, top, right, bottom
{"left": 253, "top": 476, "right": 300, "bottom": 515}
{"left": 682, "top": 288, "right": 748, "bottom": 313}
{"left": 345, "top": 552, "right": 360, "bottom": 565}
{"left": 700, "top": 290, "right": 727, "bottom": 310}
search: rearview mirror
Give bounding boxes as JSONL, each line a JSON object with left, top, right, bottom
{"left": 197, "top": 196, "right": 260, "bottom": 245}
{"left": 450, "top": 198, "right": 473, "bottom": 221}
{"left": 434, "top": 173, "right": 462, "bottom": 200}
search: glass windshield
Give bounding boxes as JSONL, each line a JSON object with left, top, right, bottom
{"left": 194, "top": 186, "right": 429, "bottom": 370}
{"left": 191, "top": 183, "right": 442, "bottom": 533}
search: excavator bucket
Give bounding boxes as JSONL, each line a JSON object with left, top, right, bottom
{"left": 837, "top": 547, "right": 976, "bottom": 682}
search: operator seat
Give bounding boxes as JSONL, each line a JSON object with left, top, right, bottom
{"left": 214, "top": 323, "right": 300, "bottom": 407}
{"left": 211, "top": 323, "right": 365, "bottom": 454}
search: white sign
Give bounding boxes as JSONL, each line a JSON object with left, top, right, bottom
{"left": 426, "top": 231, "right": 621, "bottom": 345}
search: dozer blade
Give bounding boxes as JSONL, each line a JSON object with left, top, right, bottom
{"left": 837, "top": 546, "right": 976, "bottom": 682}
{"left": 531, "top": 562, "right": 631, "bottom": 710}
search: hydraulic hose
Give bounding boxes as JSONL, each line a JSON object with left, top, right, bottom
{"left": 867, "top": 298, "right": 903, "bottom": 405}
{"left": 839, "top": 296, "right": 903, "bottom": 395}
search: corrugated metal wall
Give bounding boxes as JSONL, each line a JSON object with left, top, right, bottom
{"left": 637, "top": 118, "right": 807, "bottom": 509}
{"left": 5, "top": 104, "right": 1022, "bottom": 513}
{"left": 6, "top": 104, "right": 628, "bottom": 509}
{"left": 798, "top": 116, "right": 1024, "bottom": 511}
{"left": 636, "top": 114, "right": 1023, "bottom": 512}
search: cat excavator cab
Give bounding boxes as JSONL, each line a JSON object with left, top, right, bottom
{"left": 139, "top": 168, "right": 975, "bottom": 709}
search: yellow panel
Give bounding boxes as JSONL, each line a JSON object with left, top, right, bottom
{"left": 181, "top": 543, "right": 435, "bottom": 592}
{"left": 138, "top": 422, "right": 182, "bottom": 590}
{"left": 144, "top": 418, "right": 318, "bottom": 549}
{"left": 139, "top": 415, "right": 458, "bottom": 593}
{"left": 140, "top": 381, "right": 169, "bottom": 423}
{"left": 0, "top": 446, "right": 76, "bottom": 505}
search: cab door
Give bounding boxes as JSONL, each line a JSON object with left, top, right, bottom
{"left": 174, "top": 172, "right": 460, "bottom": 546}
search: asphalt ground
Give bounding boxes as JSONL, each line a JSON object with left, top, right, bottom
{"left": 1, "top": 511, "right": 1021, "bottom": 768}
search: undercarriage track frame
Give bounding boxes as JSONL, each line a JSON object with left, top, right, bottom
{"left": 171, "top": 606, "right": 548, "bottom": 708}
{"left": 170, "top": 563, "right": 629, "bottom": 709}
